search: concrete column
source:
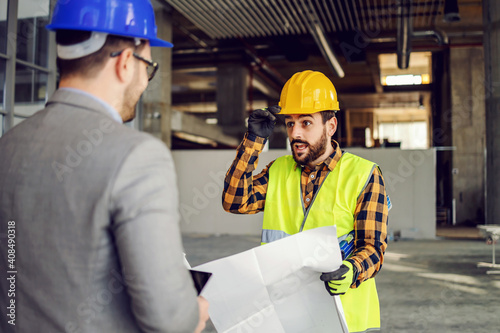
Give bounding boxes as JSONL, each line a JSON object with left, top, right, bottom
{"left": 141, "top": 7, "right": 173, "bottom": 147}
{"left": 483, "top": 0, "right": 500, "bottom": 224}
{"left": 450, "top": 47, "right": 485, "bottom": 225}
{"left": 216, "top": 63, "right": 248, "bottom": 137}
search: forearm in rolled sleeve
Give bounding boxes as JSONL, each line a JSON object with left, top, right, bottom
{"left": 110, "top": 139, "right": 198, "bottom": 333}
{"left": 347, "top": 167, "right": 389, "bottom": 288}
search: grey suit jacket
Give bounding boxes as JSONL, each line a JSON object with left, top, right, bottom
{"left": 0, "top": 89, "right": 199, "bottom": 332}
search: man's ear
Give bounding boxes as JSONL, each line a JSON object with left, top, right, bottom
{"left": 115, "top": 48, "right": 134, "bottom": 83}
{"left": 327, "top": 116, "right": 338, "bottom": 137}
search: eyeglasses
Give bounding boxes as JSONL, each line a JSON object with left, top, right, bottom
{"left": 110, "top": 50, "right": 159, "bottom": 81}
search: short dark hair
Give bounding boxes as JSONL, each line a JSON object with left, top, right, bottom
{"left": 56, "top": 30, "right": 144, "bottom": 79}
{"left": 320, "top": 110, "right": 337, "bottom": 123}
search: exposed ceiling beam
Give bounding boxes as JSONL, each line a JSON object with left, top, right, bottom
{"left": 340, "top": 91, "right": 431, "bottom": 109}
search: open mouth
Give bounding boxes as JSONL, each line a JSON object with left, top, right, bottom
{"left": 294, "top": 143, "right": 308, "bottom": 153}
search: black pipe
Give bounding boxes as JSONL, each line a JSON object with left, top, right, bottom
{"left": 397, "top": 0, "right": 413, "bottom": 69}
{"left": 444, "top": 0, "right": 460, "bottom": 22}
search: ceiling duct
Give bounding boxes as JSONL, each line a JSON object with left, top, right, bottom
{"left": 397, "top": 0, "right": 414, "bottom": 70}
{"left": 443, "top": 0, "right": 460, "bottom": 23}
{"left": 167, "top": 0, "right": 346, "bottom": 77}
{"left": 166, "top": 0, "right": 448, "bottom": 74}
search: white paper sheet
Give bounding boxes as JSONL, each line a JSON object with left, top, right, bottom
{"left": 193, "top": 226, "right": 349, "bottom": 333}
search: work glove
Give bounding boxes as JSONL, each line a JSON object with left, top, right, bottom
{"left": 247, "top": 105, "right": 281, "bottom": 138}
{"left": 320, "top": 261, "right": 356, "bottom": 296}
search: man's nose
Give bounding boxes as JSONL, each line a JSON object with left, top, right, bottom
{"left": 290, "top": 125, "right": 303, "bottom": 140}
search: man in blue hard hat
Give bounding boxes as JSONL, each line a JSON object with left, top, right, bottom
{"left": 0, "top": 1, "right": 209, "bottom": 332}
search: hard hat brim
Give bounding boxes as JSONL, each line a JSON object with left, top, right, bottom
{"left": 277, "top": 108, "right": 338, "bottom": 115}
{"left": 46, "top": 25, "right": 173, "bottom": 48}
{"left": 149, "top": 37, "right": 174, "bottom": 48}
{"left": 277, "top": 109, "right": 318, "bottom": 115}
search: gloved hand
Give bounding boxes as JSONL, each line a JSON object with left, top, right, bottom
{"left": 248, "top": 105, "right": 281, "bottom": 138}
{"left": 320, "top": 261, "right": 356, "bottom": 296}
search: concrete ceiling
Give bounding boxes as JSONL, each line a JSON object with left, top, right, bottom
{"left": 159, "top": 0, "right": 483, "bottom": 146}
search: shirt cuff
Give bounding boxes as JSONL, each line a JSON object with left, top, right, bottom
{"left": 346, "top": 258, "right": 361, "bottom": 286}
{"left": 242, "top": 132, "right": 267, "bottom": 151}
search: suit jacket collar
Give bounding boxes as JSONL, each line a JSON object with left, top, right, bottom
{"left": 46, "top": 88, "right": 123, "bottom": 123}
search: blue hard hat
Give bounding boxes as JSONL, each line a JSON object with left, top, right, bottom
{"left": 46, "top": 0, "right": 173, "bottom": 48}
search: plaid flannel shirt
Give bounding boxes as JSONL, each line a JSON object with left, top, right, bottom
{"left": 222, "top": 132, "right": 389, "bottom": 287}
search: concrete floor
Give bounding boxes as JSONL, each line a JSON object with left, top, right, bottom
{"left": 183, "top": 233, "right": 500, "bottom": 333}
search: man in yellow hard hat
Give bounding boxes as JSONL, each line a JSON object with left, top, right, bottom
{"left": 222, "top": 70, "right": 389, "bottom": 332}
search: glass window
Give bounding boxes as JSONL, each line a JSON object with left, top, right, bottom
{"left": 0, "top": 0, "right": 7, "bottom": 55}
{"left": 379, "top": 121, "right": 428, "bottom": 149}
{"left": 379, "top": 52, "right": 433, "bottom": 86}
{"left": 16, "top": 0, "right": 50, "bottom": 67}
{"left": 15, "top": 63, "right": 48, "bottom": 103}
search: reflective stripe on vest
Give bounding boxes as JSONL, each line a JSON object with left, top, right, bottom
{"left": 262, "top": 153, "right": 380, "bottom": 333}
{"left": 261, "top": 229, "right": 290, "bottom": 243}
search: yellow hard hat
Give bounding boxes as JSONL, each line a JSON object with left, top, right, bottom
{"left": 278, "top": 70, "right": 340, "bottom": 114}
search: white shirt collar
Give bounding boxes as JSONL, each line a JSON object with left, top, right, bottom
{"left": 58, "top": 87, "right": 123, "bottom": 124}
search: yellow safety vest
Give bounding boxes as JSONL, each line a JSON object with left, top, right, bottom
{"left": 262, "top": 153, "right": 380, "bottom": 333}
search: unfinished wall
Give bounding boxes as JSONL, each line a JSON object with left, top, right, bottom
{"left": 172, "top": 148, "right": 436, "bottom": 239}
{"left": 450, "top": 47, "right": 485, "bottom": 225}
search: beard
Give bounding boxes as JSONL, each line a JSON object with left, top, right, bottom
{"left": 291, "top": 127, "right": 328, "bottom": 166}
{"left": 122, "top": 65, "right": 146, "bottom": 123}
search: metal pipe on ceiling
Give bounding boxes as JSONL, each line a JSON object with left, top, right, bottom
{"left": 173, "top": 22, "right": 209, "bottom": 49}
{"left": 413, "top": 29, "right": 448, "bottom": 45}
{"left": 312, "top": 22, "right": 345, "bottom": 77}
{"left": 397, "top": 0, "right": 413, "bottom": 69}
{"left": 240, "top": 38, "right": 287, "bottom": 85}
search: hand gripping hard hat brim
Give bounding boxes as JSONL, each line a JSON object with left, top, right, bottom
{"left": 278, "top": 70, "right": 340, "bottom": 115}
{"left": 46, "top": 0, "right": 173, "bottom": 48}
